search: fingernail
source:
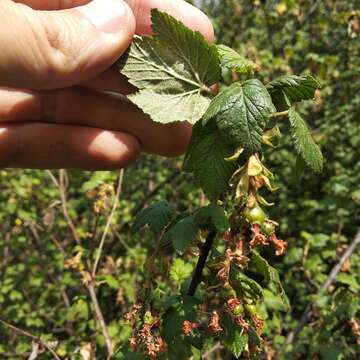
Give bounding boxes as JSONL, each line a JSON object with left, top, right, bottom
{"left": 78, "top": 0, "right": 127, "bottom": 34}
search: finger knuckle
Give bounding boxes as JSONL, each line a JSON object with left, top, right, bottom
{"left": 41, "top": 88, "right": 75, "bottom": 122}
{"left": 37, "top": 14, "right": 82, "bottom": 87}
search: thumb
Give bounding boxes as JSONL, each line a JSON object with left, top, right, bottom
{"left": 0, "top": 0, "right": 135, "bottom": 89}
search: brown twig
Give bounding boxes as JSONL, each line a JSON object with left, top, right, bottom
{"left": 47, "top": 170, "right": 81, "bottom": 244}
{"left": 59, "top": 170, "right": 81, "bottom": 244}
{"left": 92, "top": 169, "right": 124, "bottom": 277}
{"left": 0, "top": 318, "right": 60, "bottom": 360}
{"left": 285, "top": 228, "right": 360, "bottom": 345}
{"left": 202, "top": 342, "right": 223, "bottom": 359}
{"left": 48, "top": 169, "right": 118, "bottom": 358}
{"left": 188, "top": 231, "right": 217, "bottom": 296}
{"left": 87, "top": 170, "right": 124, "bottom": 359}
{"left": 87, "top": 283, "right": 114, "bottom": 358}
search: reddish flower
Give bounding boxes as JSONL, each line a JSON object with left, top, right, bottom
{"left": 208, "top": 311, "right": 223, "bottom": 333}
{"left": 182, "top": 320, "right": 199, "bottom": 336}
{"left": 269, "top": 234, "right": 287, "bottom": 256}
{"left": 147, "top": 335, "right": 167, "bottom": 359}
{"left": 226, "top": 298, "right": 241, "bottom": 312}
{"left": 235, "top": 316, "right": 250, "bottom": 331}
{"left": 124, "top": 302, "right": 143, "bottom": 323}
{"left": 250, "top": 224, "right": 269, "bottom": 248}
{"left": 251, "top": 314, "right": 264, "bottom": 336}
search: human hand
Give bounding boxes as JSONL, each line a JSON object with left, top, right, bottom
{"left": 0, "top": 0, "right": 214, "bottom": 169}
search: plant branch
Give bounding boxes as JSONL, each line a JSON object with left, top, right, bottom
{"left": 0, "top": 318, "right": 60, "bottom": 360}
{"left": 188, "top": 231, "right": 217, "bottom": 296}
{"left": 269, "top": 110, "right": 289, "bottom": 118}
{"left": 92, "top": 169, "right": 124, "bottom": 277}
{"left": 87, "top": 283, "right": 113, "bottom": 358}
{"left": 202, "top": 342, "right": 223, "bottom": 359}
{"left": 285, "top": 228, "right": 360, "bottom": 345}
{"left": 47, "top": 170, "right": 81, "bottom": 245}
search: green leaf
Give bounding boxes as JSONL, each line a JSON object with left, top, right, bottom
{"left": 217, "top": 44, "right": 259, "bottom": 74}
{"left": 333, "top": 288, "right": 358, "bottom": 318}
{"left": 68, "top": 297, "right": 90, "bottom": 321}
{"left": 319, "top": 345, "right": 343, "bottom": 360}
{"left": 170, "top": 259, "right": 193, "bottom": 284}
{"left": 294, "top": 155, "right": 306, "bottom": 179}
{"left": 267, "top": 75, "right": 320, "bottom": 110}
{"left": 184, "top": 122, "right": 237, "bottom": 199}
{"left": 133, "top": 200, "right": 176, "bottom": 233}
{"left": 114, "top": 351, "right": 141, "bottom": 360}
{"left": 288, "top": 108, "right": 323, "bottom": 173}
{"left": 162, "top": 307, "right": 182, "bottom": 344}
{"left": 221, "top": 313, "right": 249, "bottom": 357}
{"left": 118, "top": 9, "right": 220, "bottom": 124}
{"left": 102, "top": 275, "right": 120, "bottom": 289}
{"left": 224, "top": 331, "right": 248, "bottom": 358}
{"left": 203, "top": 80, "right": 276, "bottom": 152}
{"left": 229, "top": 265, "right": 263, "bottom": 301}
{"left": 194, "top": 205, "right": 229, "bottom": 233}
{"left": 164, "top": 205, "right": 228, "bottom": 253}
{"left": 251, "top": 251, "right": 290, "bottom": 309}
{"left": 336, "top": 273, "right": 360, "bottom": 292}
{"left": 164, "top": 216, "right": 198, "bottom": 254}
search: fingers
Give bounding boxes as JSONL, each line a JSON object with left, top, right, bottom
{"left": 83, "top": 0, "right": 215, "bottom": 95}
{"left": 0, "top": 0, "right": 135, "bottom": 89}
{"left": 83, "top": 66, "right": 135, "bottom": 95}
{"left": 124, "top": 0, "right": 214, "bottom": 42}
{"left": 0, "top": 87, "right": 192, "bottom": 157}
{"left": 13, "top": 1, "right": 91, "bottom": 10}
{"left": 0, "top": 123, "right": 140, "bottom": 170}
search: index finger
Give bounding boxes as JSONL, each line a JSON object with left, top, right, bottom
{"left": 124, "top": 0, "right": 214, "bottom": 42}
{"left": 13, "top": 1, "right": 91, "bottom": 10}
{"left": 84, "top": 0, "right": 214, "bottom": 93}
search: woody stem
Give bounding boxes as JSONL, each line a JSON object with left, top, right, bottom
{"left": 188, "top": 231, "right": 217, "bottom": 296}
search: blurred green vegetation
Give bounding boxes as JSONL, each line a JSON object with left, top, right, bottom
{"left": 1, "top": 0, "right": 359, "bottom": 359}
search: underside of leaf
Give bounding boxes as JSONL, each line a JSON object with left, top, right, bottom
{"left": 118, "top": 10, "right": 221, "bottom": 124}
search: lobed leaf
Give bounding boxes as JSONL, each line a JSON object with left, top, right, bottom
{"left": 288, "top": 108, "right": 324, "bottom": 173}
{"left": 164, "top": 205, "right": 228, "bottom": 254}
{"left": 267, "top": 74, "right": 321, "bottom": 110}
{"left": 118, "top": 9, "right": 221, "bottom": 124}
{"left": 221, "top": 314, "right": 249, "bottom": 358}
{"left": 164, "top": 216, "right": 198, "bottom": 254}
{"left": 194, "top": 205, "right": 229, "bottom": 233}
{"left": 217, "top": 44, "right": 259, "bottom": 74}
{"left": 203, "top": 80, "right": 276, "bottom": 152}
{"left": 184, "top": 122, "right": 237, "bottom": 199}
{"left": 170, "top": 259, "right": 193, "bottom": 284}
{"left": 251, "top": 251, "right": 290, "bottom": 309}
{"left": 133, "top": 200, "right": 176, "bottom": 233}
{"left": 224, "top": 332, "right": 248, "bottom": 358}
{"left": 229, "top": 265, "right": 263, "bottom": 301}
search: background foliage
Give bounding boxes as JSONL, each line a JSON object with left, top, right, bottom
{"left": 0, "top": 0, "right": 359, "bottom": 359}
